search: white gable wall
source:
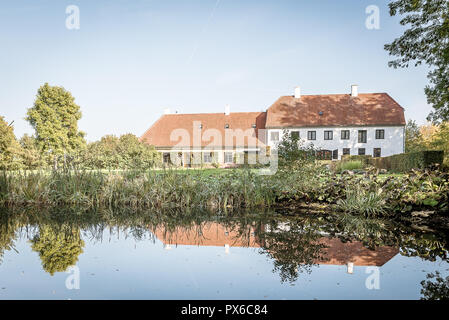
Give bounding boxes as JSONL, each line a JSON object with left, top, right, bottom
{"left": 266, "top": 126, "right": 405, "bottom": 160}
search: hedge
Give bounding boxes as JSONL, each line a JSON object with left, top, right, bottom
{"left": 341, "top": 155, "right": 373, "bottom": 165}
{"left": 369, "top": 151, "right": 444, "bottom": 172}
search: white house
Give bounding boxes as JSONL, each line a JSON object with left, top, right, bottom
{"left": 140, "top": 85, "right": 406, "bottom": 165}
{"left": 265, "top": 85, "right": 406, "bottom": 160}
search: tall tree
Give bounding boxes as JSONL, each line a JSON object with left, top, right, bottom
{"left": 385, "top": 0, "right": 449, "bottom": 122}
{"left": 0, "top": 116, "right": 22, "bottom": 170}
{"left": 405, "top": 119, "right": 425, "bottom": 152}
{"left": 26, "top": 83, "right": 86, "bottom": 159}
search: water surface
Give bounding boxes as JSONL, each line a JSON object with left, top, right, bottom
{"left": 1, "top": 208, "right": 448, "bottom": 299}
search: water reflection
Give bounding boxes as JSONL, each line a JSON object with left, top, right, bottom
{"left": 0, "top": 208, "right": 448, "bottom": 299}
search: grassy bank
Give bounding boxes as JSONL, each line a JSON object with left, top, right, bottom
{"left": 0, "top": 167, "right": 448, "bottom": 216}
{"left": 0, "top": 169, "right": 275, "bottom": 209}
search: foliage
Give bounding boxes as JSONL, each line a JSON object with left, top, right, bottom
{"left": 335, "top": 160, "right": 364, "bottom": 173}
{"left": 26, "top": 83, "right": 86, "bottom": 157}
{"left": 336, "top": 187, "right": 388, "bottom": 216}
{"left": 0, "top": 116, "right": 23, "bottom": 170}
{"left": 19, "top": 134, "right": 48, "bottom": 169}
{"left": 277, "top": 130, "right": 316, "bottom": 171}
{"left": 30, "top": 225, "right": 84, "bottom": 275}
{"left": 405, "top": 119, "right": 425, "bottom": 152}
{"left": 370, "top": 150, "right": 444, "bottom": 172}
{"left": 385, "top": 0, "right": 449, "bottom": 122}
{"left": 76, "top": 134, "right": 161, "bottom": 170}
{"left": 420, "top": 271, "right": 449, "bottom": 300}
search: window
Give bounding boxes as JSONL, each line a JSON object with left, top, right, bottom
{"left": 358, "top": 130, "right": 367, "bottom": 143}
{"left": 291, "top": 131, "right": 300, "bottom": 139}
{"left": 270, "top": 131, "right": 279, "bottom": 142}
{"left": 341, "top": 130, "right": 350, "bottom": 140}
{"left": 375, "top": 129, "right": 385, "bottom": 139}
{"left": 252, "top": 124, "right": 256, "bottom": 128}
{"left": 199, "top": 124, "right": 203, "bottom": 129}
{"left": 224, "top": 152, "right": 233, "bottom": 163}
{"left": 316, "top": 150, "right": 332, "bottom": 160}
{"left": 163, "top": 152, "right": 171, "bottom": 164}
{"left": 358, "top": 148, "right": 365, "bottom": 155}
{"left": 332, "top": 149, "right": 338, "bottom": 160}
{"left": 324, "top": 130, "right": 333, "bottom": 140}
{"left": 224, "top": 124, "right": 229, "bottom": 129}
{"left": 343, "top": 148, "right": 350, "bottom": 156}
{"left": 373, "top": 148, "right": 381, "bottom": 158}
{"left": 203, "top": 152, "right": 212, "bottom": 163}
{"left": 307, "top": 131, "right": 316, "bottom": 140}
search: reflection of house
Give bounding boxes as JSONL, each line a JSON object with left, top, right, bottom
{"left": 152, "top": 222, "right": 399, "bottom": 269}
{"left": 140, "top": 85, "right": 406, "bottom": 164}
{"left": 152, "top": 222, "right": 262, "bottom": 250}
{"left": 317, "top": 238, "right": 398, "bottom": 267}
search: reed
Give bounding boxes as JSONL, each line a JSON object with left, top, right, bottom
{"left": 0, "top": 169, "right": 276, "bottom": 210}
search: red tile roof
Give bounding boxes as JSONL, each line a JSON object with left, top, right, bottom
{"left": 140, "top": 112, "right": 266, "bottom": 148}
{"left": 265, "top": 93, "right": 405, "bottom": 128}
{"left": 140, "top": 92, "right": 405, "bottom": 148}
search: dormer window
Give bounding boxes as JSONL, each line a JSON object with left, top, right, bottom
{"left": 319, "top": 111, "right": 323, "bottom": 116}
{"left": 252, "top": 124, "right": 256, "bottom": 128}
{"left": 199, "top": 124, "right": 203, "bottom": 129}
{"left": 225, "top": 124, "right": 229, "bottom": 129}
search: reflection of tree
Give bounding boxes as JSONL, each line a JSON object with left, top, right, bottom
{"left": 257, "top": 220, "right": 328, "bottom": 283}
{"left": 0, "top": 218, "right": 18, "bottom": 264}
{"left": 420, "top": 271, "right": 449, "bottom": 300}
{"left": 30, "top": 226, "right": 84, "bottom": 275}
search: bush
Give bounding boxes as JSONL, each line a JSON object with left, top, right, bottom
{"left": 370, "top": 151, "right": 444, "bottom": 172}
{"left": 341, "top": 155, "right": 373, "bottom": 165}
{"left": 335, "top": 160, "right": 364, "bottom": 173}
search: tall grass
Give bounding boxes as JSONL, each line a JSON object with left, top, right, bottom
{"left": 335, "top": 160, "right": 365, "bottom": 173}
{"left": 0, "top": 169, "right": 275, "bottom": 210}
{"left": 336, "top": 187, "right": 388, "bottom": 216}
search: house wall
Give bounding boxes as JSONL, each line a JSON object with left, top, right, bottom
{"left": 266, "top": 126, "right": 405, "bottom": 160}
{"left": 155, "top": 147, "right": 261, "bottom": 166}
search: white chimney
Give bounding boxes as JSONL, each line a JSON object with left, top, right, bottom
{"left": 225, "top": 104, "right": 230, "bottom": 116}
{"left": 164, "top": 108, "right": 171, "bottom": 115}
{"left": 294, "top": 86, "right": 301, "bottom": 99}
{"left": 347, "top": 262, "right": 354, "bottom": 274}
{"left": 351, "top": 85, "right": 358, "bottom": 97}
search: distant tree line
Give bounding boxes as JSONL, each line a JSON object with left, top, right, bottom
{"left": 0, "top": 83, "right": 161, "bottom": 170}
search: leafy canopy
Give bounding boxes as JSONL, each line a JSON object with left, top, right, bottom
{"left": 0, "top": 116, "right": 22, "bottom": 170}
{"left": 26, "top": 83, "right": 86, "bottom": 156}
{"left": 385, "top": 0, "right": 449, "bottom": 122}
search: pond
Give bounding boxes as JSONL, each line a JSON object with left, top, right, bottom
{"left": 0, "top": 208, "right": 448, "bottom": 300}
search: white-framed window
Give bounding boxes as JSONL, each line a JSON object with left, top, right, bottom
{"left": 270, "top": 131, "right": 279, "bottom": 142}
{"left": 203, "top": 152, "right": 212, "bottom": 163}
{"left": 224, "top": 152, "right": 233, "bottom": 163}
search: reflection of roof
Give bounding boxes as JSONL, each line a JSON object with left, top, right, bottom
{"left": 317, "top": 238, "right": 398, "bottom": 267}
{"left": 265, "top": 93, "right": 406, "bottom": 128}
{"left": 152, "top": 222, "right": 261, "bottom": 248}
{"left": 152, "top": 222, "right": 399, "bottom": 267}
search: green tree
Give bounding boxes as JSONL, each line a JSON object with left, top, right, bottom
{"left": 26, "top": 83, "right": 86, "bottom": 162}
{"left": 78, "top": 134, "right": 161, "bottom": 169}
{"left": 0, "top": 116, "right": 22, "bottom": 170}
{"left": 421, "top": 271, "right": 449, "bottom": 300}
{"left": 19, "top": 134, "right": 47, "bottom": 169}
{"left": 405, "top": 119, "right": 425, "bottom": 152}
{"left": 30, "top": 226, "right": 84, "bottom": 275}
{"left": 430, "top": 121, "right": 449, "bottom": 165}
{"left": 385, "top": 0, "right": 449, "bottom": 122}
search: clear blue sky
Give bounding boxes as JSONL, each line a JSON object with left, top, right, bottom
{"left": 0, "top": 0, "right": 431, "bottom": 142}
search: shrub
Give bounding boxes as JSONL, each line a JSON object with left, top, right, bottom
{"left": 336, "top": 187, "right": 388, "bottom": 217}
{"left": 370, "top": 151, "right": 444, "bottom": 172}
{"left": 335, "top": 160, "right": 364, "bottom": 173}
